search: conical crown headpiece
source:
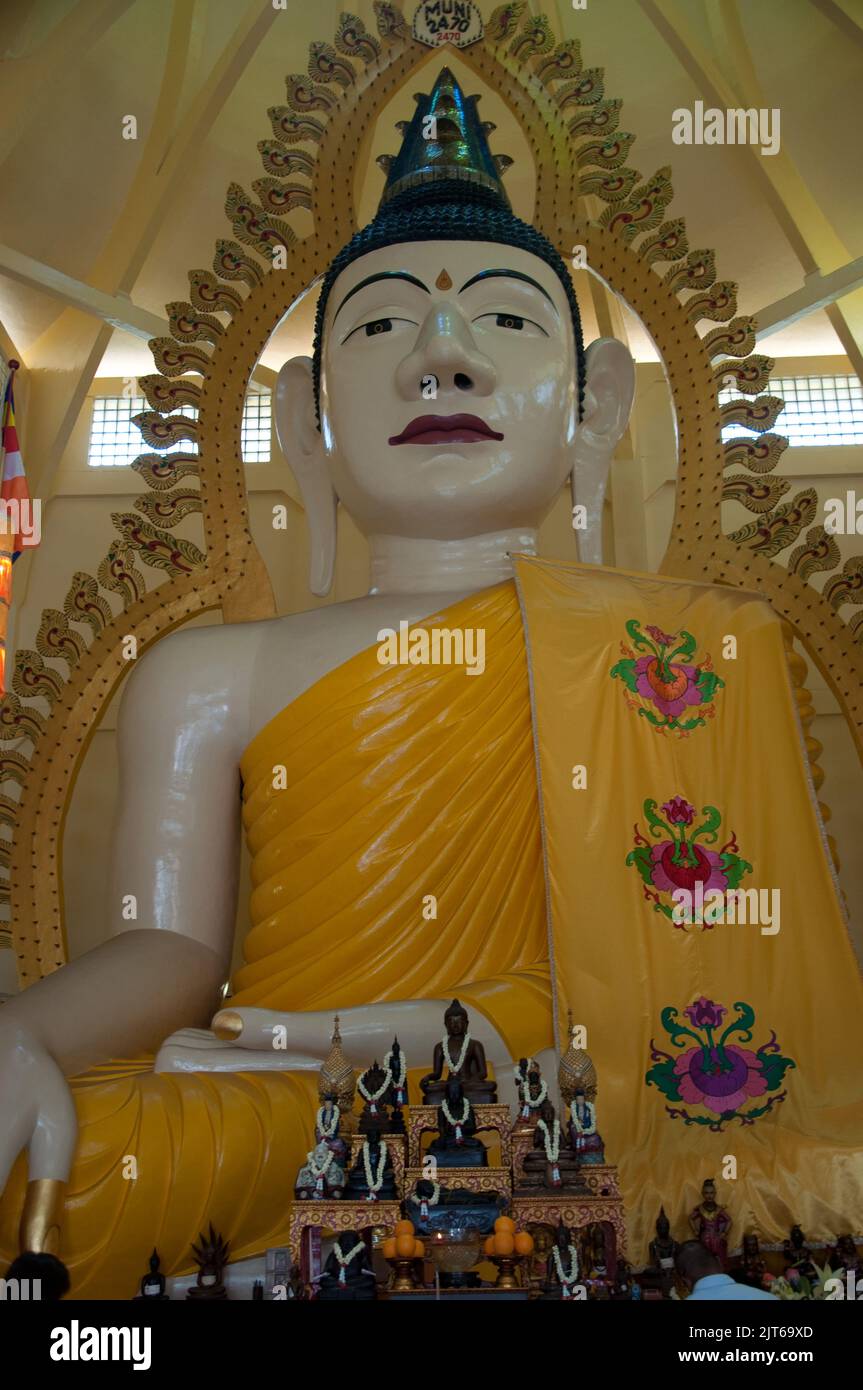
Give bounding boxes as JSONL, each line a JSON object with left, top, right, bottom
{"left": 318, "top": 1015, "right": 356, "bottom": 1108}
{"left": 377, "top": 67, "right": 512, "bottom": 209}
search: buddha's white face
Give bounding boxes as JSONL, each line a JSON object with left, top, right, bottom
{"left": 317, "top": 239, "right": 579, "bottom": 539}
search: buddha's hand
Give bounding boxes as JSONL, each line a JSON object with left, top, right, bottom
{"left": 0, "top": 1012, "right": 77, "bottom": 1194}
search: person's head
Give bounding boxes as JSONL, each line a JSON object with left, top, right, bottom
{"left": 5, "top": 1251, "right": 71, "bottom": 1300}
{"left": 276, "top": 68, "right": 634, "bottom": 593}
{"left": 702, "top": 1178, "right": 717, "bottom": 1203}
{"left": 675, "top": 1240, "right": 721, "bottom": 1289}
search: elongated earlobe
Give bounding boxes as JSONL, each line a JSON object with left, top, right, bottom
{"left": 275, "top": 356, "right": 337, "bottom": 596}
{"left": 571, "top": 338, "right": 635, "bottom": 565}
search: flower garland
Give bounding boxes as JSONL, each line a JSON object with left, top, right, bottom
{"left": 419, "top": 1181, "right": 441, "bottom": 1219}
{"left": 442, "top": 1030, "right": 471, "bottom": 1076}
{"left": 570, "top": 1099, "right": 596, "bottom": 1136}
{"left": 333, "top": 1238, "right": 365, "bottom": 1286}
{"left": 441, "top": 1095, "right": 471, "bottom": 1144}
{"left": 537, "top": 1117, "right": 562, "bottom": 1186}
{"left": 362, "top": 1138, "right": 388, "bottom": 1202}
{"left": 316, "top": 1102, "right": 340, "bottom": 1139}
{"left": 357, "top": 1065, "right": 390, "bottom": 1116}
{"left": 513, "top": 1058, "right": 535, "bottom": 1087}
{"left": 382, "top": 1047, "right": 407, "bottom": 1105}
{"left": 552, "top": 1244, "right": 580, "bottom": 1298}
{"left": 520, "top": 1078, "right": 547, "bottom": 1118}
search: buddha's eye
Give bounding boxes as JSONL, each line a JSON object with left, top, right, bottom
{"left": 472, "top": 312, "right": 547, "bottom": 337}
{"left": 341, "top": 315, "right": 415, "bottom": 344}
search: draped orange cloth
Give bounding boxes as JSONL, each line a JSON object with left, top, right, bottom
{"left": 0, "top": 582, "right": 553, "bottom": 1296}
{"left": 513, "top": 554, "right": 863, "bottom": 1260}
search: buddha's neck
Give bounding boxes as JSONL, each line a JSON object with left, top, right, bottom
{"left": 367, "top": 528, "right": 538, "bottom": 595}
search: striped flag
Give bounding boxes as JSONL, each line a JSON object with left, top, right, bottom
{"left": 1, "top": 367, "right": 38, "bottom": 693}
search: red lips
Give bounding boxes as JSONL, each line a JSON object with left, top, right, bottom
{"left": 388, "top": 413, "right": 505, "bottom": 446}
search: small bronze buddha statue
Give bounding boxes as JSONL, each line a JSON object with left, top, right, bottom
{"left": 543, "top": 1219, "right": 582, "bottom": 1300}
{"left": 648, "top": 1206, "right": 678, "bottom": 1275}
{"left": 519, "top": 1099, "right": 587, "bottom": 1193}
{"left": 420, "top": 999, "right": 497, "bottom": 1105}
{"left": 357, "top": 1059, "right": 392, "bottom": 1134}
{"left": 568, "top": 1088, "right": 605, "bottom": 1164}
{"left": 294, "top": 1139, "right": 347, "bottom": 1200}
{"left": 315, "top": 1090, "right": 349, "bottom": 1164}
{"left": 316, "top": 1231, "right": 377, "bottom": 1301}
{"left": 382, "top": 1036, "right": 407, "bottom": 1135}
{"left": 736, "top": 1232, "right": 766, "bottom": 1288}
{"left": 135, "top": 1248, "right": 169, "bottom": 1300}
{"left": 830, "top": 1233, "right": 862, "bottom": 1278}
{"left": 427, "top": 1076, "right": 488, "bottom": 1168}
{"left": 186, "top": 1224, "right": 229, "bottom": 1300}
{"left": 783, "top": 1223, "right": 817, "bottom": 1281}
{"left": 344, "top": 1128, "right": 398, "bottom": 1202}
{"left": 514, "top": 1056, "right": 547, "bottom": 1128}
{"left": 405, "top": 1177, "right": 506, "bottom": 1235}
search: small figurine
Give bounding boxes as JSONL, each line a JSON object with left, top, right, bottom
{"left": 186, "top": 1224, "right": 230, "bottom": 1300}
{"left": 344, "top": 1128, "right": 398, "bottom": 1202}
{"left": 648, "top": 1206, "right": 678, "bottom": 1275}
{"left": 427, "top": 1076, "right": 488, "bottom": 1168}
{"left": 357, "top": 1059, "right": 392, "bottom": 1134}
{"left": 519, "top": 1098, "right": 587, "bottom": 1193}
{"left": 294, "top": 1139, "right": 347, "bottom": 1200}
{"left": 315, "top": 1091, "right": 348, "bottom": 1162}
{"left": 783, "top": 1224, "right": 817, "bottom": 1281}
{"left": 420, "top": 998, "right": 497, "bottom": 1104}
{"left": 829, "top": 1234, "right": 862, "bottom": 1280}
{"left": 568, "top": 1088, "right": 605, "bottom": 1164}
{"left": 316, "top": 1231, "right": 377, "bottom": 1301}
{"left": 737, "top": 1232, "right": 766, "bottom": 1288}
{"left": 689, "top": 1178, "right": 731, "bottom": 1267}
{"left": 135, "top": 1248, "right": 169, "bottom": 1300}
{"left": 514, "top": 1056, "right": 546, "bottom": 1125}
{"left": 382, "top": 1036, "right": 407, "bottom": 1134}
{"left": 543, "top": 1219, "right": 582, "bottom": 1300}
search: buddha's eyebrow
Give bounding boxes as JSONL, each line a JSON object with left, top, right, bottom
{"left": 333, "top": 270, "right": 430, "bottom": 323}
{"left": 458, "top": 268, "right": 559, "bottom": 314}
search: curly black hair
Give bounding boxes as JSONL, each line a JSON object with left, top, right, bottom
{"left": 311, "top": 180, "right": 586, "bottom": 427}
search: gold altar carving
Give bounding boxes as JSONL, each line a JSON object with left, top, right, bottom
{"left": 512, "top": 1195, "right": 627, "bottom": 1261}
{"left": 4, "top": 0, "right": 862, "bottom": 981}
{"left": 405, "top": 1166, "right": 511, "bottom": 1196}
{"left": 407, "top": 1103, "right": 512, "bottom": 1167}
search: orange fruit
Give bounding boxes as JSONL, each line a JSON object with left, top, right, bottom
{"left": 484, "top": 1236, "right": 495, "bottom": 1256}
{"left": 514, "top": 1232, "right": 534, "bottom": 1256}
{"left": 494, "top": 1215, "right": 516, "bottom": 1234}
{"left": 396, "top": 1232, "right": 416, "bottom": 1258}
{"left": 382, "top": 1237, "right": 397, "bottom": 1259}
{"left": 494, "top": 1232, "right": 515, "bottom": 1256}
{"left": 413, "top": 1239, "right": 425, "bottom": 1259}
{"left": 395, "top": 1219, "right": 414, "bottom": 1236}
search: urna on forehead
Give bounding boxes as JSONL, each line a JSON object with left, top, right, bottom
{"left": 312, "top": 66, "right": 586, "bottom": 420}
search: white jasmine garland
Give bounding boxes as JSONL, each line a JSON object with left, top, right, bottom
{"left": 441, "top": 1096, "right": 470, "bottom": 1129}
{"left": 537, "top": 1118, "right": 561, "bottom": 1163}
{"left": 419, "top": 1181, "right": 441, "bottom": 1216}
{"left": 358, "top": 1066, "right": 390, "bottom": 1107}
{"left": 513, "top": 1058, "right": 535, "bottom": 1087}
{"left": 552, "top": 1244, "right": 580, "bottom": 1287}
{"left": 442, "top": 1030, "right": 471, "bottom": 1075}
{"left": 522, "top": 1079, "right": 547, "bottom": 1113}
{"left": 316, "top": 1103, "right": 340, "bottom": 1138}
{"left": 308, "top": 1147, "right": 336, "bottom": 1179}
{"left": 362, "top": 1138, "right": 388, "bottom": 1199}
{"left": 382, "top": 1048, "right": 407, "bottom": 1092}
{"left": 333, "top": 1239, "right": 365, "bottom": 1285}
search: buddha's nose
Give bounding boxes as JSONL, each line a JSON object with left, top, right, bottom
{"left": 395, "top": 304, "right": 496, "bottom": 399}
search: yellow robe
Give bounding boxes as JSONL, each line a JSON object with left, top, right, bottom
{"left": 1, "top": 569, "right": 860, "bottom": 1294}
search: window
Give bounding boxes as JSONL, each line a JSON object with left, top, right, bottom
{"left": 88, "top": 391, "right": 272, "bottom": 466}
{"left": 719, "top": 373, "right": 863, "bottom": 447}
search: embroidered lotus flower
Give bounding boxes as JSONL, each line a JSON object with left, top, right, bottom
{"left": 684, "top": 997, "right": 727, "bottom": 1030}
{"left": 610, "top": 619, "right": 724, "bottom": 735}
{"left": 626, "top": 798, "right": 752, "bottom": 925}
{"left": 661, "top": 796, "right": 696, "bottom": 826}
{"left": 646, "top": 1000, "right": 796, "bottom": 1130}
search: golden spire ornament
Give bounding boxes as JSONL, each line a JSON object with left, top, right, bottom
{"left": 558, "top": 1010, "right": 598, "bottom": 1105}
{"left": 318, "top": 1015, "right": 356, "bottom": 1109}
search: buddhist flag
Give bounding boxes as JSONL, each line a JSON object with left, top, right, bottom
{"left": 1, "top": 369, "right": 38, "bottom": 693}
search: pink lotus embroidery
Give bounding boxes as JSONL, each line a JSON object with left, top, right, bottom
{"left": 611, "top": 620, "right": 724, "bottom": 735}
{"left": 627, "top": 797, "right": 752, "bottom": 924}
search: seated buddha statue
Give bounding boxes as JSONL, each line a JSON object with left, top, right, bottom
{"left": 419, "top": 999, "right": 497, "bottom": 1106}
{"left": 543, "top": 1219, "right": 582, "bottom": 1301}
{"left": 514, "top": 1056, "right": 547, "bottom": 1127}
{"left": 1, "top": 63, "right": 859, "bottom": 1298}
{"left": 356, "top": 1060, "right": 392, "bottom": 1135}
{"left": 519, "top": 1099, "right": 587, "bottom": 1194}
{"left": 294, "top": 1140, "right": 347, "bottom": 1201}
{"left": 316, "top": 1231, "right": 376, "bottom": 1302}
{"left": 134, "top": 1248, "right": 169, "bottom": 1301}
{"left": 343, "top": 1129, "right": 397, "bottom": 1203}
{"left": 426, "top": 1077, "right": 488, "bottom": 1169}
{"left": 567, "top": 1089, "right": 605, "bottom": 1164}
